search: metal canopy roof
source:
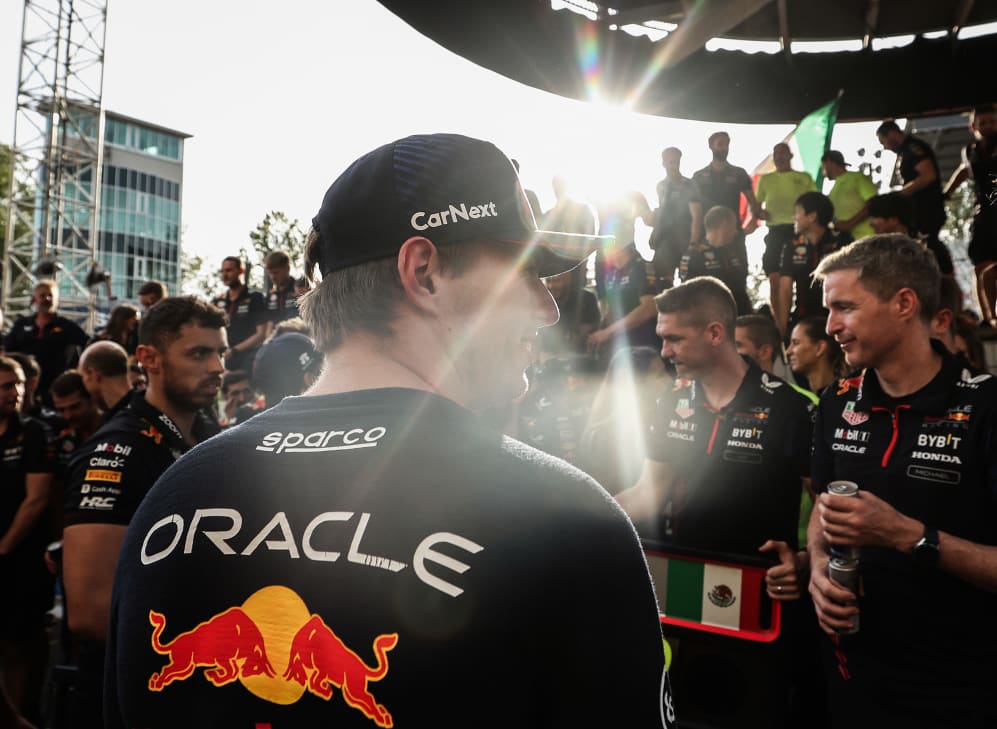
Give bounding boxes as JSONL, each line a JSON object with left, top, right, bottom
{"left": 378, "top": 0, "right": 997, "bottom": 123}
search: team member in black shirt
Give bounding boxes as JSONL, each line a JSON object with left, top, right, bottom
{"left": 78, "top": 341, "right": 133, "bottom": 422}
{"left": 106, "top": 133, "right": 672, "bottom": 729}
{"left": 679, "top": 206, "right": 752, "bottom": 315}
{"left": 213, "top": 257, "right": 266, "bottom": 372}
{"left": 4, "top": 280, "right": 88, "bottom": 405}
{"left": 809, "top": 235, "right": 997, "bottom": 728}
{"left": 50, "top": 371, "right": 102, "bottom": 479}
{"left": 775, "top": 191, "right": 851, "bottom": 338}
{"left": 618, "top": 277, "right": 812, "bottom": 563}
{"left": 944, "top": 104, "right": 997, "bottom": 323}
{"left": 587, "top": 241, "right": 661, "bottom": 354}
{"left": 692, "top": 131, "right": 762, "bottom": 268}
{"left": 876, "top": 121, "right": 952, "bottom": 273}
{"left": 62, "top": 298, "right": 225, "bottom": 728}
{"left": 262, "top": 250, "right": 299, "bottom": 338}
{"left": 0, "top": 356, "right": 56, "bottom": 726}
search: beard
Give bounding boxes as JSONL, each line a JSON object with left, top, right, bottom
{"left": 163, "top": 373, "right": 217, "bottom": 412}
{"left": 712, "top": 149, "right": 728, "bottom": 162}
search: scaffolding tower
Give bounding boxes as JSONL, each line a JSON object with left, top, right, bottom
{"left": 2, "top": 0, "right": 109, "bottom": 332}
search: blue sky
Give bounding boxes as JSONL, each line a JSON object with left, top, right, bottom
{"left": 1, "top": 1, "right": 886, "bottom": 270}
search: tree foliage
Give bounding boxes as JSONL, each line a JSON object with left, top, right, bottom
{"left": 179, "top": 211, "right": 308, "bottom": 300}
{"left": 1, "top": 143, "right": 37, "bottom": 302}
{"left": 179, "top": 247, "right": 218, "bottom": 300}
{"left": 245, "top": 211, "right": 308, "bottom": 290}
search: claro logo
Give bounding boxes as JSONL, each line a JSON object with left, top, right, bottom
{"left": 410, "top": 202, "right": 497, "bottom": 231}
{"left": 256, "top": 427, "right": 387, "bottom": 455}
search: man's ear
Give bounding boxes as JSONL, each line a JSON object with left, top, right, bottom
{"left": 398, "top": 236, "right": 443, "bottom": 311}
{"left": 894, "top": 287, "right": 921, "bottom": 323}
{"left": 135, "top": 344, "right": 161, "bottom": 375}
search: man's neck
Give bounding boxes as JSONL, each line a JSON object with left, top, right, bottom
{"left": 102, "top": 378, "right": 131, "bottom": 412}
{"left": 710, "top": 159, "right": 728, "bottom": 171}
{"left": 307, "top": 327, "right": 482, "bottom": 411}
{"left": 0, "top": 414, "right": 12, "bottom": 438}
{"left": 35, "top": 310, "right": 54, "bottom": 326}
{"left": 805, "top": 225, "right": 827, "bottom": 245}
{"left": 79, "top": 413, "right": 102, "bottom": 442}
{"left": 697, "top": 350, "right": 749, "bottom": 411}
{"left": 227, "top": 282, "right": 245, "bottom": 298}
{"left": 874, "top": 335, "right": 943, "bottom": 398}
{"left": 143, "top": 385, "right": 197, "bottom": 445}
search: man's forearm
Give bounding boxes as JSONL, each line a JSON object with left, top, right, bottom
{"left": 603, "top": 298, "right": 656, "bottom": 336}
{"left": 0, "top": 494, "right": 48, "bottom": 554}
{"left": 806, "top": 501, "right": 830, "bottom": 567}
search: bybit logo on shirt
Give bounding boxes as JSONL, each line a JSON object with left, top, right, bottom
{"left": 410, "top": 202, "right": 498, "bottom": 231}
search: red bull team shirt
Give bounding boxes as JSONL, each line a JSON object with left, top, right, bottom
{"left": 106, "top": 388, "right": 674, "bottom": 728}
{"left": 643, "top": 360, "right": 814, "bottom": 557}
{"left": 812, "top": 340, "right": 997, "bottom": 728}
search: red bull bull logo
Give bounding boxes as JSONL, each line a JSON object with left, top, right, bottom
{"left": 836, "top": 374, "right": 865, "bottom": 396}
{"left": 148, "top": 586, "right": 397, "bottom": 727}
{"left": 148, "top": 607, "right": 275, "bottom": 690}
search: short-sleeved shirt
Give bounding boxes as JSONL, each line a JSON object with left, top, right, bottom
{"left": 212, "top": 288, "right": 265, "bottom": 372}
{"left": 106, "top": 388, "right": 673, "bottom": 728}
{"left": 54, "top": 424, "right": 88, "bottom": 480}
{"left": 756, "top": 170, "right": 816, "bottom": 225}
{"left": 829, "top": 171, "right": 878, "bottom": 240}
{"left": 644, "top": 361, "right": 813, "bottom": 557}
{"left": 1, "top": 415, "right": 55, "bottom": 551}
{"left": 604, "top": 252, "right": 661, "bottom": 350}
{"left": 898, "top": 135, "right": 946, "bottom": 234}
{"left": 518, "top": 356, "right": 595, "bottom": 465}
{"left": 692, "top": 163, "right": 753, "bottom": 226}
{"left": 0, "top": 414, "right": 56, "bottom": 631}
{"left": 652, "top": 176, "right": 700, "bottom": 252}
{"left": 264, "top": 280, "right": 299, "bottom": 326}
{"left": 779, "top": 228, "right": 852, "bottom": 322}
{"left": 812, "top": 342, "right": 997, "bottom": 724}
{"left": 965, "top": 139, "right": 997, "bottom": 209}
{"left": 64, "top": 394, "right": 220, "bottom": 528}
{"left": 4, "top": 314, "right": 89, "bottom": 399}
{"left": 679, "top": 242, "right": 752, "bottom": 315}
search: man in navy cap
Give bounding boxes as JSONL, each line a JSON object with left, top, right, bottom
{"left": 251, "top": 332, "right": 322, "bottom": 408}
{"left": 107, "top": 134, "right": 673, "bottom": 728}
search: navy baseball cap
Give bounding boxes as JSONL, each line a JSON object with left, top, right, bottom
{"left": 311, "top": 133, "right": 612, "bottom": 278}
{"left": 252, "top": 333, "right": 321, "bottom": 400}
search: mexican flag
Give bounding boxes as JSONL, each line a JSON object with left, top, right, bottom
{"left": 742, "top": 94, "right": 841, "bottom": 226}
{"left": 646, "top": 552, "right": 775, "bottom": 641}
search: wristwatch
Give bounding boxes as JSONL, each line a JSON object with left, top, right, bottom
{"left": 913, "top": 524, "right": 941, "bottom": 567}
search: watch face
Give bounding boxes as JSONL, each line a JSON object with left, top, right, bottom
{"left": 914, "top": 537, "right": 941, "bottom": 566}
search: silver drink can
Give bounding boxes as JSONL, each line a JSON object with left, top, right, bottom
{"left": 827, "top": 480, "right": 860, "bottom": 560}
{"left": 828, "top": 557, "right": 860, "bottom": 634}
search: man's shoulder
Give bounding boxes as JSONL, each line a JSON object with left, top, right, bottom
{"left": 53, "top": 314, "right": 85, "bottom": 331}
{"left": 7, "top": 315, "right": 33, "bottom": 333}
{"left": 76, "top": 405, "right": 163, "bottom": 458}
{"left": 904, "top": 135, "right": 934, "bottom": 159}
{"left": 753, "top": 370, "right": 817, "bottom": 413}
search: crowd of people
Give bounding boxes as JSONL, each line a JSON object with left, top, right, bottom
{"left": 0, "top": 112, "right": 995, "bottom": 728}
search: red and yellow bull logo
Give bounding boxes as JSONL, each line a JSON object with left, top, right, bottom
{"left": 140, "top": 425, "right": 163, "bottom": 444}
{"left": 148, "top": 586, "right": 397, "bottom": 727}
{"left": 836, "top": 373, "right": 865, "bottom": 396}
